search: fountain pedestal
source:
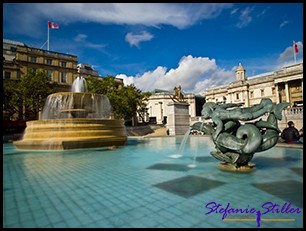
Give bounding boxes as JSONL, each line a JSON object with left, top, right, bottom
{"left": 166, "top": 102, "right": 190, "bottom": 136}
{"left": 218, "top": 162, "right": 256, "bottom": 173}
{"left": 13, "top": 119, "right": 127, "bottom": 150}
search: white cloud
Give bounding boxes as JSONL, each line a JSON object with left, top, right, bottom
{"left": 255, "top": 7, "right": 269, "bottom": 18}
{"left": 236, "top": 6, "right": 254, "bottom": 28}
{"left": 230, "top": 8, "right": 239, "bottom": 15}
{"left": 125, "top": 31, "right": 154, "bottom": 48}
{"left": 74, "top": 34, "right": 87, "bottom": 42}
{"left": 279, "top": 20, "right": 289, "bottom": 29}
{"left": 73, "top": 33, "right": 106, "bottom": 49}
{"left": 116, "top": 55, "right": 235, "bottom": 94}
{"left": 276, "top": 41, "right": 303, "bottom": 68}
{"left": 4, "top": 3, "right": 233, "bottom": 36}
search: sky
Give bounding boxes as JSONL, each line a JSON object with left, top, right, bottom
{"left": 3, "top": 3, "right": 303, "bottom": 94}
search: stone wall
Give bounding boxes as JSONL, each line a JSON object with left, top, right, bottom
{"left": 126, "top": 124, "right": 167, "bottom": 136}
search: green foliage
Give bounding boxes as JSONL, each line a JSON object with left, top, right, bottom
{"left": 3, "top": 79, "right": 23, "bottom": 120}
{"left": 87, "top": 76, "right": 152, "bottom": 123}
{"left": 4, "top": 72, "right": 150, "bottom": 123}
{"left": 86, "top": 75, "right": 113, "bottom": 94}
{"left": 3, "top": 70, "right": 57, "bottom": 120}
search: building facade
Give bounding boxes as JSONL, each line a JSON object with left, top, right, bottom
{"left": 3, "top": 39, "right": 79, "bottom": 92}
{"left": 141, "top": 90, "right": 205, "bottom": 125}
{"left": 202, "top": 63, "right": 303, "bottom": 130}
{"left": 77, "top": 63, "right": 99, "bottom": 78}
{"left": 202, "top": 62, "right": 303, "bottom": 106}
{"left": 3, "top": 39, "right": 25, "bottom": 80}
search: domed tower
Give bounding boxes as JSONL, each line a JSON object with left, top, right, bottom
{"left": 235, "top": 63, "right": 246, "bottom": 81}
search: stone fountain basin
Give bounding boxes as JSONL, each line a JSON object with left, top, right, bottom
{"left": 59, "top": 109, "right": 95, "bottom": 118}
{"left": 13, "top": 119, "right": 127, "bottom": 150}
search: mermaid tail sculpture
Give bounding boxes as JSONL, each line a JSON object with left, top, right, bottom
{"left": 190, "top": 99, "right": 290, "bottom": 171}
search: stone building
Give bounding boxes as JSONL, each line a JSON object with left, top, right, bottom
{"left": 202, "top": 62, "right": 303, "bottom": 130}
{"left": 77, "top": 63, "right": 99, "bottom": 78}
{"left": 141, "top": 89, "right": 205, "bottom": 125}
{"left": 3, "top": 39, "right": 79, "bottom": 92}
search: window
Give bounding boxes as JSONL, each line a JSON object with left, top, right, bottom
{"left": 61, "top": 72, "right": 67, "bottom": 83}
{"left": 250, "top": 91, "right": 254, "bottom": 98}
{"left": 84, "top": 65, "right": 93, "bottom": 70}
{"left": 46, "top": 59, "right": 52, "bottom": 65}
{"left": 4, "top": 72, "right": 11, "bottom": 79}
{"left": 272, "top": 87, "right": 275, "bottom": 95}
{"left": 61, "top": 61, "right": 67, "bottom": 67}
{"left": 222, "top": 96, "right": 227, "bottom": 103}
{"left": 46, "top": 70, "right": 53, "bottom": 81}
{"left": 261, "top": 89, "right": 264, "bottom": 96}
{"left": 30, "top": 56, "right": 37, "bottom": 63}
{"left": 236, "top": 93, "right": 240, "bottom": 100}
{"left": 10, "top": 47, "right": 17, "bottom": 52}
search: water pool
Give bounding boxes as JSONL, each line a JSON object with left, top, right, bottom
{"left": 3, "top": 136, "right": 303, "bottom": 228}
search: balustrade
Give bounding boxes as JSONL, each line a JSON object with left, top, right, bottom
{"left": 284, "top": 106, "right": 303, "bottom": 115}
{"left": 190, "top": 106, "right": 303, "bottom": 125}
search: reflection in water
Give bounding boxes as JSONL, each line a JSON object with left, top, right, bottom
{"left": 251, "top": 147, "right": 302, "bottom": 169}
{"left": 282, "top": 148, "right": 302, "bottom": 161}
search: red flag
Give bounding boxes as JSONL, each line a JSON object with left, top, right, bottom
{"left": 48, "top": 21, "right": 60, "bottom": 29}
{"left": 294, "top": 41, "right": 299, "bottom": 53}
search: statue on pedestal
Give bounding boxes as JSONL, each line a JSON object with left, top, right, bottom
{"left": 170, "top": 85, "right": 186, "bottom": 103}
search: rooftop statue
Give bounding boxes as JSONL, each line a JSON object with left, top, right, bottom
{"left": 191, "top": 98, "right": 290, "bottom": 171}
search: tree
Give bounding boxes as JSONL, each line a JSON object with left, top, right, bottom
{"left": 86, "top": 75, "right": 119, "bottom": 94}
{"left": 17, "top": 70, "right": 57, "bottom": 120}
{"left": 3, "top": 79, "right": 23, "bottom": 120}
{"left": 116, "top": 84, "right": 151, "bottom": 126}
{"left": 137, "top": 91, "right": 152, "bottom": 123}
{"left": 87, "top": 76, "right": 151, "bottom": 125}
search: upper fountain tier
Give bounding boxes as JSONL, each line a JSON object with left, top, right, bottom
{"left": 41, "top": 76, "right": 113, "bottom": 119}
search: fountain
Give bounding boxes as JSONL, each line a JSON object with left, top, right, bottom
{"left": 13, "top": 77, "right": 127, "bottom": 150}
{"left": 168, "top": 128, "right": 190, "bottom": 159}
{"left": 191, "top": 98, "right": 290, "bottom": 172}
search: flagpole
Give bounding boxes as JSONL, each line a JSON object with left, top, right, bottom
{"left": 40, "top": 40, "right": 48, "bottom": 49}
{"left": 293, "top": 40, "right": 296, "bottom": 64}
{"left": 47, "top": 22, "right": 50, "bottom": 51}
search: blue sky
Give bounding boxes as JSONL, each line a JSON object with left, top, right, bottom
{"left": 3, "top": 3, "right": 303, "bottom": 94}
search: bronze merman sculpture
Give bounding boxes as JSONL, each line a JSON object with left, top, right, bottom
{"left": 191, "top": 98, "right": 290, "bottom": 172}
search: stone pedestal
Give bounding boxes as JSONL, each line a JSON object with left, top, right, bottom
{"left": 166, "top": 102, "right": 190, "bottom": 135}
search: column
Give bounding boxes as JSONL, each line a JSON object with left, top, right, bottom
{"left": 285, "top": 82, "right": 290, "bottom": 104}
{"left": 275, "top": 84, "right": 280, "bottom": 104}
{"left": 301, "top": 79, "right": 303, "bottom": 101}
{"left": 245, "top": 90, "right": 249, "bottom": 107}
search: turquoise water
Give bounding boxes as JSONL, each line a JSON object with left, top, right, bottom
{"left": 3, "top": 136, "right": 303, "bottom": 228}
